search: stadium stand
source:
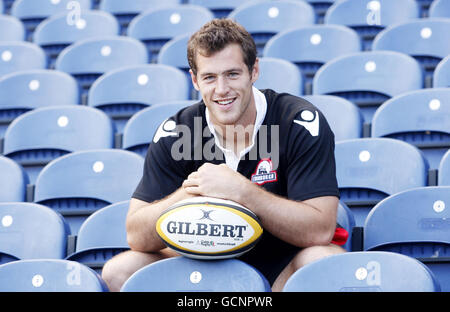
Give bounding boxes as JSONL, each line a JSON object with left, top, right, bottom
{"left": 188, "top": 0, "right": 245, "bottom": 18}
{"left": 0, "top": 155, "right": 28, "bottom": 202}
{"left": 371, "top": 88, "right": 450, "bottom": 170}
{"left": 0, "top": 202, "right": 69, "bottom": 264}
{"left": 429, "top": 0, "right": 450, "bottom": 18}
{"left": 433, "top": 55, "right": 450, "bottom": 88}
{"left": 312, "top": 51, "right": 423, "bottom": 123}
{"left": 283, "top": 251, "right": 440, "bottom": 292}
{"left": 439, "top": 150, "right": 450, "bottom": 186}
{"left": 364, "top": 186, "right": 450, "bottom": 291}
{"left": 3, "top": 105, "right": 115, "bottom": 183}
{"left": 33, "top": 149, "right": 144, "bottom": 234}
{"left": 88, "top": 64, "right": 190, "bottom": 132}
{"left": 0, "top": 259, "right": 109, "bottom": 291}
{"left": 0, "top": 14, "right": 25, "bottom": 41}
{"left": 263, "top": 24, "right": 361, "bottom": 94}
{"left": 120, "top": 256, "right": 271, "bottom": 292}
{"left": 0, "top": 41, "right": 46, "bottom": 78}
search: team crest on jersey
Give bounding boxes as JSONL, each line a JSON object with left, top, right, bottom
{"left": 251, "top": 159, "right": 277, "bottom": 185}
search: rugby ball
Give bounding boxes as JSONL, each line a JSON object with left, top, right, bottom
{"left": 156, "top": 196, "right": 263, "bottom": 260}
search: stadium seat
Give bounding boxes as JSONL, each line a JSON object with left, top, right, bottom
{"left": 122, "top": 100, "right": 196, "bottom": 156}
{"left": 0, "top": 1, "right": 3, "bottom": 14}
{"left": 3, "top": 106, "right": 115, "bottom": 183}
{"left": 0, "top": 155, "right": 28, "bottom": 202}
{"left": 429, "top": 0, "right": 450, "bottom": 18}
{"left": 305, "top": 0, "right": 337, "bottom": 24}
{"left": 33, "top": 149, "right": 144, "bottom": 234}
{"left": 371, "top": 88, "right": 450, "bottom": 170}
{"left": 55, "top": 36, "right": 148, "bottom": 104}
{"left": 99, "top": 0, "right": 180, "bottom": 34}
{"left": 0, "top": 202, "right": 69, "bottom": 264}
{"left": 372, "top": 19, "right": 450, "bottom": 88}
{"left": 433, "top": 55, "right": 450, "bottom": 88}
{"left": 33, "top": 10, "right": 119, "bottom": 68}
{"left": 364, "top": 186, "right": 450, "bottom": 291}
{"left": 439, "top": 150, "right": 450, "bottom": 186}
{"left": 11, "top": 0, "right": 92, "bottom": 41}
{"left": 127, "top": 4, "right": 213, "bottom": 62}
{"left": 0, "top": 69, "right": 78, "bottom": 137}
{"left": 0, "top": 259, "right": 109, "bottom": 291}
{"left": 88, "top": 64, "right": 190, "bottom": 132}
{"left": 0, "top": 15, "right": 25, "bottom": 42}
{"left": 283, "top": 251, "right": 440, "bottom": 292}
{"left": 66, "top": 201, "right": 130, "bottom": 274}
{"left": 228, "top": 0, "right": 315, "bottom": 55}
{"left": 254, "top": 57, "right": 302, "bottom": 96}
{"left": 263, "top": 25, "right": 361, "bottom": 94}
{"left": 303, "top": 95, "right": 363, "bottom": 141}
{"left": 0, "top": 41, "right": 46, "bottom": 78}
{"left": 313, "top": 51, "right": 423, "bottom": 123}
{"left": 120, "top": 256, "right": 271, "bottom": 292}
{"left": 337, "top": 201, "right": 355, "bottom": 252}
{"left": 335, "top": 138, "right": 428, "bottom": 226}
{"left": 324, "top": 0, "right": 419, "bottom": 50}
{"left": 188, "top": 0, "right": 247, "bottom": 18}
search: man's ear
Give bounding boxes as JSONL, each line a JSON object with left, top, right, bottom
{"left": 251, "top": 58, "right": 259, "bottom": 84}
{"left": 189, "top": 69, "right": 200, "bottom": 91}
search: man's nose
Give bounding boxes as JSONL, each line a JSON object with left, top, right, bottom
{"left": 215, "top": 76, "right": 230, "bottom": 95}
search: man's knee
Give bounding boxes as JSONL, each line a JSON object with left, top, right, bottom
{"left": 291, "top": 244, "right": 346, "bottom": 271}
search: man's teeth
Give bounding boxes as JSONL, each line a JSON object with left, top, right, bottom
{"left": 216, "top": 99, "right": 234, "bottom": 105}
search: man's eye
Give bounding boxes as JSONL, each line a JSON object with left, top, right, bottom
{"left": 228, "top": 72, "right": 239, "bottom": 78}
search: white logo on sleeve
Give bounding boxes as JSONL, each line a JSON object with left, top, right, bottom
{"left": 293, "top": 110, "right": 319, "bottom": 137}
{"left": 153, "top": 118, "right": 178, "bottom": 143}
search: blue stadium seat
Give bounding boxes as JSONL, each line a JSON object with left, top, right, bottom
{"left": 228, "top": 0, "right": 315, "bottom": 55}
{"left": 335, "top": 138, "right": 428, "bottom": 226}
{"left": 120, "top": 256, "right": 271, "bottom": 292}
{"left": 99, "top": 0, "right": 180, "bottom": 34}
{"left": 122, "top": 100, "right": 196, "bottom": 156}
{"left": 429, "top": 0, "right": 450, "bottom": 18}
{"left": 263, "top": 25, "right": 361, "bottom": 94}
{"left": 157, "top": 34, "right": 190, "bottom": 75}
{"left": 0, "top": 69, "right": 78, "bottom": 137}
{"left": 0, "top": 259, "right": 109, "bottom": 291}
{"left": 0, "top": 202, "right": 69, "bottom": 264}
{"left": 66, "top": 201, "right": 130, "bottom": 274}
{"left": 34, "top": 149, "right": 144, "bottom": 234}
{"left": 313, "top": 51, "right": 423, "bottom": 123}
{"left": 0, "top": 1, "right": 3, "bottom": 14}
{"left": 88, "top": 64, "right": 190, "bottom": 132}
{"left": 55, "top": 36, "right": 148, "bottom": 104}
{"left": 439, "top": 150, "right": 450, "bottom": 186}
{"left": 255, "top": 57, "right": 302, "bottom": 96}
{"left": 433, "top": 55, "right": 450, "bottom": 88}
{"left": 0, "top": 156, "right": 28, "bottom": 202}
{"left": 283, "top": 251, "right": 440, "bottom": 292}
{"left": 0, "top": 41, "right": 46, "bottom": 78}
{"left": 364, "top": 186, "right": 450, "bottom": 291}
{"left": 303, "top": 95, "right": 363, "bottom": 141}
{"left": 337, "top": 201, "right": 355, "bottom": 252}
{"left": 0, "top": 15, "right": 25, "bottom": 42}
{"left": 127, "top": 4, "right": 213, "bottom": 62}
{"left": 188, "top": 0, "right": 248, "bottom": 18}
{"left": 324, "top": 0, "right": 419, "bottom": 50}
{"left": 3, "top": 106, "right": 115, "bottom": 183}
{"left": 371, "top": 88, "right": 450, "bottom": 170}
{"left": 33, "top": 10, "right": 119, "bottom": 69}
{"left": 372, "top": 19, "right": 450, "bottom": 88}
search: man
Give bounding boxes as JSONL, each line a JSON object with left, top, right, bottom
{"left": 102, "top": 18, "right": 347, "bottom": 292}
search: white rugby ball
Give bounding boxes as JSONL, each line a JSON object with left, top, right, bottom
{"left": 156, "top": 196, "right": 263, "bottom": 260}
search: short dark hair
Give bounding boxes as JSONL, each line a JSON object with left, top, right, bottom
{"left": 187, "top": 18, "right": 257, "bottom": 76}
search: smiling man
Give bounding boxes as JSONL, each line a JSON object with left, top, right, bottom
{"left": 101, "top": 19, "right": 347, "bottom": 292}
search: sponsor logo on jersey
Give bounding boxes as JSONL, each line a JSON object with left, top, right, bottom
{"left": 153, "top": 118, "right": 178, "bottom": 143}
{"left": 251, "top": 158, "right": 277, "bottom": 185}
{"left": 293, "top": 110, "right": 319, "bottom": 137}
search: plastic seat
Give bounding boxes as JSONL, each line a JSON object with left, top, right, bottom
{"left": 0, "top": 15, "right": 25, "bottom": 41}
{"left": 0, "top": 259, "right": 109, "bottom": 291}
{"left": 33, "top": 10, "right": 119, "bottom": 68}
{"left": 0, "top": 156, "right": 28, "bottom": 202}
{"left": 188, "top": 0, "right": 248, "bottom": 18}
{"left": 372, "top": 88, "right": 450, "bottom": 170}
{"left": 364, "top": 186, "right": 450, "bottom": 291}
{"left": 121, "top": 256, "right": 271, "bottom": 292}
{"left": 335, "top": 138, "right": 428, "bottom": 226}
{"left": 0, "top": 202, "right": 69, "bottom": 264}
{"left": 263, "top": 25, "right": 361, "bottom": 94}
{"left": 0, "top": 41, "right": 46, "bottom": 78}
{"left": 433, "top": 55, "right": 450, "bottom": 88}
{"left": 88, "top": 64, "right": 190, "bottom": 132}
{"left": 254, "top": 57, "right": 302, "bottom": 96}
{"left": 324, "top": 0, "right": 419, "bottom": 50}
{"left": 430, "top": 0, "right": 450, "bottom": 18}
{"left": 372, "top": 19, "right": 450, "bottom": 88}
{"left": 438, "top": 150, "right": 450, "bottom": 186}
{"left": 34, "top": 149, "right": 144, "bottom": 234}
{"left": 55, "top": 36, "right": 148, "bottom": 104}
{"left": 303, "top": 95, "right": 363, "bottom": 141}
{"left": 228, "top": 0, "right": 315, "bottom": 55}
{"left": 66, "top": 201, "right": 130, "bottom": 274}
{"left": 313, "top": 51, "right": 423, "bottom": 123}
{"left": 3, "top": 106, "right": 115, "bottom": 183}
{"left": 337, "top": 201, "right": 355, "bottom": 252}
{"left": 127, "top": 4, "right": 213, "bottom": 62}
{"left": 283, "top": 251, "right": 440, "bottom": 292}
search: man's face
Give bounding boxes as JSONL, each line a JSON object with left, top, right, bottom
{"left": 190, "top": 43, "right": 259, "bottom": 128}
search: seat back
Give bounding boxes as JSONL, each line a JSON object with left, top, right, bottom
{"left": 433, "top": 55, "right": 450, "bottom": 88}
{"left": 0, "top": 15, "right": 25, "bottom": 41}
{"left": 439, "top": 150, "right": 450, "bottom": 186}
{"left": 429, "top": 0, "right": 450, "bottom": 18}
{"left": 0, "top": 156, "right": 28, "bottom": 202}
{"left": 337, "top": 201, "right": 356, "bottom": 252}
{"left": 0, "top": 42, "right": 46, "bottom": 78}
{"left": 255, "top": 57, "right": 302, "bottom": 96}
